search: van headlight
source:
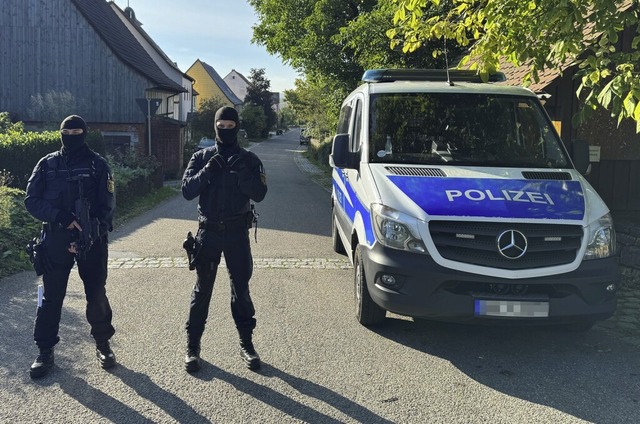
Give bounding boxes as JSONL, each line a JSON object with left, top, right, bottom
{"left": 371, "top": 204, "right": 427, "bottom": 254}
{"left": 583, "top": 213, "right": 616, "bottom": 260}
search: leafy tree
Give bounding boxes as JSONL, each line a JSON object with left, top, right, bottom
{"left": 245, "top": 68, "right": 277, "bottom": 137}
{"left": 249, "top": 0, "right": 454, "bottom": 135}
{"left": 389, "top": 0, "right": 640, "bottom": 132}
{"left": 240, "top": 104, "right": 267, "bottom": 138}
{"left": 277, "top": 106, "right": 297, "bottom": 129}
{"left": 190, "top": 96, "right": 226, "bottom": 141}
{"left": 284, "top": 75, "right": 345, "bottom": 140}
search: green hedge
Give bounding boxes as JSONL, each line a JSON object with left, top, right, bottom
{"left": 0, "top": 130, "right": 105, "bottom": 189}
{"left": 0, "top": 164, "right": 163, "bottom": 279}
{"left": 0, "top": 186, "right": 41, "bottom": 278}
{"left": 309, "top": 137, "right": 333, "bottom": 172}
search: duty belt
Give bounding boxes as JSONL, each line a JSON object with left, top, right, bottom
{"left": 199, "top": 216, "right": 247, "bottom": 233}
{"left": 43, "top": 222, "right": 67, "bottom": 232}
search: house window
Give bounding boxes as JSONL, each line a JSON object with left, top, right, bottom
{"left": 102, "top": 132, "right": 135, "bottom": 155}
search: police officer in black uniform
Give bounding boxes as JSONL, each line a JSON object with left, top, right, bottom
{"left": 24, "top": 115, "right": 116, "bottom": 379}
{"left": 182, "top": 106, "right": 267, "bottom": 372}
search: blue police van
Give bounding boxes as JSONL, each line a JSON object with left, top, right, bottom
{"left": 330, "top": 69, "right": 620, "bottom": 330}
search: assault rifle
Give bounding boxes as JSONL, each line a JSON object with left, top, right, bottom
{"left": 68, "top": 174, "right": 99, "bottom": 260}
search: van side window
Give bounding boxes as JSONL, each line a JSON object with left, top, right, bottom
{"left": 351, "top": 99, "right": 363, "bottom": 152}
{"left": 337, "top": 102, "right": 352, "bottom": 134}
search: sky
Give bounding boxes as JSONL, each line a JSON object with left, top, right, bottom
{"left": 112, "top": 0, "right": 301, "bottom": 94}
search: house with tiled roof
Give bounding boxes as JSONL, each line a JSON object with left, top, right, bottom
{"left": 186, "top": 60, "right": 243, "bottom": 110}
{"left": 0, "top": 0, "right": 195, "bottom": 177}
{"left": 496, "top": 20, "right": 640, "bottom": 212}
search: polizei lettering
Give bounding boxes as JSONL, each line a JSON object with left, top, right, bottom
{"left": 445, "top": 189, "right": 555, "bottom": 205}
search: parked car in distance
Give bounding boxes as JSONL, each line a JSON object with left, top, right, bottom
{"left": 300, "top": 127, "right": 311, "bottom": 145}
{"left": 193, "top": 137, "right": 216, "bottom": 152}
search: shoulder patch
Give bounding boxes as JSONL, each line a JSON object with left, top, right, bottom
{"left": 107, "top": 173, "right": 115, "bottom": 194}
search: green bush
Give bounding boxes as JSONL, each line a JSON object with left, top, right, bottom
{"left": 0, "top": 151, "right": 164, "bottom": 279}
{"left": 309, "top": 137, "right": 333, "bottom": 172}
{"left": 0, "top": 186, "right": 41, "bottom": 279}
{"left": 0, "top": 130, "right": 104, "bottom": 189}
{"left": 108, "top": 150, "right": 163, "bottom": 215}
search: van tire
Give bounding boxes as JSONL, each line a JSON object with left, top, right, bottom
{"left": 354, "top": 245, "right": 386, "bottom": 326}
{"left": 332, "top": 208, "right": 346, "bottom": 255}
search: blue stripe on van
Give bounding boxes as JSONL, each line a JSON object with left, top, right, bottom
{"left": 388, "top": 176, "right": 585, "bottom": 220}
{"left": 333, "top": 172, "right": 376, "bottom": 246}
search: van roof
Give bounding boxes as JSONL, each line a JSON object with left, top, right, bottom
{"left": 362, "top": 69, "right": 506, "bottom": 83}
{"left": 354, "top": 68, "right": 537, "bottom": 98}
{"left": 364, "top": 80, "right": 536, "bottom": 97}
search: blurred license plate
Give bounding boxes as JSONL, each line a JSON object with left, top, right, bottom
{"left": 475, "top": 299, "right": 549, "bottom": 318}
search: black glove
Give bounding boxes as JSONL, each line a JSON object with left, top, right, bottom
{"left": 227, "top": 154, "right": 245, "bottom": 172}
{"left": 205, "top": 154, "right": 225, "bottom": 174}
{"left": 55, "top": 210, "right": 76, "bottom": 228}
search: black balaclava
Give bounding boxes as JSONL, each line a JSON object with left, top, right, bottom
{"left": 214, "top": 107, "right": 240, "bottom": 148}
{"left": 60, "top": 114, "right": 88, "bottom": 154}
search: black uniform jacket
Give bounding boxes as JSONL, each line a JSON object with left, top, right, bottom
{"left": 182, "top": 144, "right": 267, "bottom": 222}
{"left": 24, "top": 146, "right": 115, "bottom": 233}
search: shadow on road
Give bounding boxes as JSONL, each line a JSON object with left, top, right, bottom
{"left": 190, "top": 361, "right": 391, "bottom": 423}
{"left": 53, "top": 370, "right": 150, "bottom": 422}
{"left": 369, "top": 316, "right": 640, "bottom": 423}
{"left": 112, "top": 364, "right": 209, "bottom": 423}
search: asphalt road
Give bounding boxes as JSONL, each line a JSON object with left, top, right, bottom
{"left": 1, "top": 129, "right": 639, "bottom": 423}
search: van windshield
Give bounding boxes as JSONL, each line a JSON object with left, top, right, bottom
{"left": 369, "top": 93, "right": 570, "bottom": 168}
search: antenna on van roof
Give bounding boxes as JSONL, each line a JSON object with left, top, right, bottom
{"left": 444, "top": 38, "right": 453, "bottom": 86}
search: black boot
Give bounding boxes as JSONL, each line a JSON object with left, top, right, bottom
{"left": 239, "top": 339, "right": 260, "bottom": 371}
{"left": 184, "top": 340, "right": 201, "bottom": 373}
{"left": 96, "top": 341, "right": 116, "bottom": 369}
{"left": 30, "top": 348, "right": 54, "bottom": 379}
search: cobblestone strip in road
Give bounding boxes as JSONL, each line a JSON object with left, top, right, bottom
{"left": 108, "top": 257, "right": 352, "bottom": 270}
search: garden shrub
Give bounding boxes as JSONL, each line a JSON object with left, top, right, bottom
{"left": 0, "top": 130, "right": 104, "bottom": 189}
{"left": 0, "top": 185, "right": 41, "bottom": 278}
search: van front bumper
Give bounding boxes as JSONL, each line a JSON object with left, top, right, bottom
{"left": 361, "top": 244, "right": 620, "bottom": 324}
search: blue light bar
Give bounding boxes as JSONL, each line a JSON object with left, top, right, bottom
{"left": 362, "top": 69, "right": 507, "bottom": 83}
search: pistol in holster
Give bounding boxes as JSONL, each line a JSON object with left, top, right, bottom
{"left": 183, "top": 231, "right": 197, "bottom": 271}
{"left": 247, "top": 203, "right": 259, "bottom": 242}
{"left": 26, "top": 230, "right": 50, "bottom": 276}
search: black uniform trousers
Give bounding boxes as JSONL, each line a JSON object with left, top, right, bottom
{"left": 34, "top": 229, "right": 115, "bottom": 349}
{"left": 186, "top": 226, "right": 256, "bottom": 343}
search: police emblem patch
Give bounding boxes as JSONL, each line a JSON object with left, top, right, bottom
{"left": 107, "top": 175, "right": 115, "bottom": 194}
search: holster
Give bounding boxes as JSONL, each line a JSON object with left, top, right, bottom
{"left": 26, "top": 236, "right": 50, "bottom": 276}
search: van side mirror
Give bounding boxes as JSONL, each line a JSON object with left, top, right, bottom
{"left": 329, "top": 134, "right": 359, "bottom": 170}
{"left": 572, "top": 139, "right": 590, "bottom": 175}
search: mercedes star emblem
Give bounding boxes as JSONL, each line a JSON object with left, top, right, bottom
{"left": 496, "top": 229, "right": 528, "bottom": 259}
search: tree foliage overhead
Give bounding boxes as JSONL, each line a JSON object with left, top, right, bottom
{"left": 245, "top": 68, "right": 277, "bottom": 138}
{"left": 249, "top": 0, "right": 454, "bottom": 135}
{"left": 388, "top": 0, "right": 640, "bottom": 132}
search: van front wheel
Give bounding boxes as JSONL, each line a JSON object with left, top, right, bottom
{"left": 354, "top": 245, "right": 386, "bottom": 326}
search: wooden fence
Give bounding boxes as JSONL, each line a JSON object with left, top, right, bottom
{"left": 587, "top": 160, "right": 640, "bottom": 212}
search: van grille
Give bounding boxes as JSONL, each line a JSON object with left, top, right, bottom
{"left": 522, "top": 171, "right": 572, "bottom": 180}
{"left": 429, "top": 221, "right": 583, "bottom": 270}
{"left": 385, "top": 166, "right": 446, "bottom": 177}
